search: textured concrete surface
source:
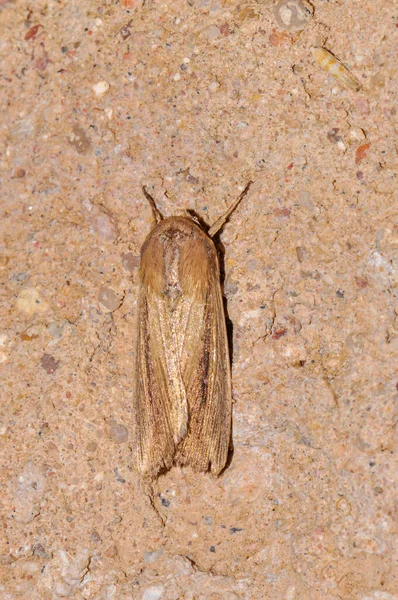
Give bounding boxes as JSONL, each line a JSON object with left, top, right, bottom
{"left": 0, "top": 0, "right": 397, "bottom": 598}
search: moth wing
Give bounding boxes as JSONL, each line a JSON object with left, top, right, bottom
{"left": 133, "top": 286, "right": 188, "bottom": 479}
{"left": 177, "top": 266, "right": 232, "bottom": 474}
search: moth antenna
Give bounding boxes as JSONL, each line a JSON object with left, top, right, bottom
{"left": 142, "top": 186, "right": 163, "bottom": 224}
{"left": 208, "top": 181, "right": 253, "bottom": 238}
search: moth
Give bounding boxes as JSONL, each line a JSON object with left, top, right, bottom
{"left": 133, "top": 182, "right": 252, "bottom": 480}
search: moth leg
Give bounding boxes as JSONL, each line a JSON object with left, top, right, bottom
{"left": 142, "top": 186, "right": 163, "bottom": 224}
{"left": 208, "top": 180, "right": 253, "bottom": 238}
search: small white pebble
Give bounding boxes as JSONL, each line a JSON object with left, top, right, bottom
{"left": 95, "top": 18, "right": 103, "bottom": 27}
{"left": 173, "top": 72, "right": 181, "bottom": 81}
{"left": 285, "top": 586, "right": 296, "bottom": 600}
{"left": 336, "top": 139, "right": 346, "bottom": 151}
{"left": 142, "top": 586, "right": 165, "bottom": 600}
{"left": 105, "top": 107, "right": 113, "bottom": 120}
{"left": 348, "top": 127, "right": 366, "bottom": 141}
{"left": 273, "top": 0, "right": 313, "bottom": 33}
{"left": 183, "top": 56, "right": 190, "bottom": 63}
{"left": 279, "top": 5, "right": 293, "bottom": 26}
{"left": 93, "top": 81, "right": 110, "bottom": 96}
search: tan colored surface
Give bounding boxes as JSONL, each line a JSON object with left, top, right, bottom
{"left": 1, "top": 0, "right": 397, "bottom": 598}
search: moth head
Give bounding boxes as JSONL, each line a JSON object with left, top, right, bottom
{"left": 169, "top": 209, "right": 208, "bottom": 231}
{"left": 172, "top": 208, "right": 197, "bottom": 220}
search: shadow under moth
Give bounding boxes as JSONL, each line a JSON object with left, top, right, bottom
{"left": 133, "top": 182, "right": 252, "bottom": 481}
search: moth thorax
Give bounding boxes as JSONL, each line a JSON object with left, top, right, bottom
{"left": 163, "top": 243, "right": 182, "bottom": 299}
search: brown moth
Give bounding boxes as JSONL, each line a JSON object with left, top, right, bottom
{"left": 133, "top": 182, "right": 252, "bottom": 480}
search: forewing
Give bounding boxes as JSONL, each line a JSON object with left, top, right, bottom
{"left": 176, "top": 267, "right": 232, "bottom": 474}
{"left": 133, "top": 289, "right": 172, "bottom": 478}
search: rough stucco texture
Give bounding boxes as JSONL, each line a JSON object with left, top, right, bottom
{"left": 0, "top": 0, "right": 397, "bottom": 598}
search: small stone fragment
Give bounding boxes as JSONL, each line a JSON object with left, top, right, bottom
{"left": 144, "top": 549, "right": 164, "bottom": 563}
{"left": 93, "top": 81, "right": 110, "bottom": 96}
{"left": 90, "top": 206, "right": 118, "bottom": 242}
{"left": 142, "top": 586, "right": 165, "bottom": 600}
{"left": 355, "top": 276, "right": 368, "bottom": 288}
{"left": 20, "top": 560, "right": 40, "bottom": 574}
{"left": 355, "top": 143, "right": 371, "bottom": 164}
{"left": 86, "top": 441, "right": 98, "bottom": 453}
{"left": 348, "top": 127, "right": 366, "bottom": 142}
{"left": 33, "top": 543, "right": 48, "bottom": 558}
{"left": 354, "top": 97, "right": 370, "bottom": 114}
{"left": 273, "top": 0, "right": 313, "bottom": 33}
{"left": 224, "top": 280, "right": 238, "bottom": 296}
{"left": 109, "top": 421, "right": 128, "bottom": 444}
{"left": 230, "top": 527, "right": 244, "bottom": 534}
{"left": 40, "top": 353, "right": 60, "bottom": 374}
{"left": 273, "top": 207, "right": 291, "bottom": 217}
{"left": 121, "top": 252, "right": 140, "bottom": 273}
{"left": 272, "top": 327, "right": 287, "bottom": 339}
{"left": 54, "top": 549, "right": 90, "bottom": 598}
{"left": 16, "top": 288, "right": 49, "bottom": 316}
{"left": 236, "top": 5, "right": 257, "bottom": 22}
{"left": 35, "top": 53, "right": 49, "bottom": 71}
{"left": 370, "top": 72, "right": 385, "bottom": 88}
{"left": 13, "top": 461, "right": 46, "bottom": 523}
{"left": 69, "top": 125, "right": 91, "bottom": 154}
{"left": 12, "top": 168, "right": 26, "bottom": 178}
{"left": 0, "top": 333, "right": 8, "bottom": 363}
{"left": 24, "top": 24, "right": 42, "bottom": 41}
{"left": 105, "top": 544, "right": 118, "bottom": 558}
{"left": 53, "top": 581, "right": 73, "bottom": 597}
{"left": 207, "top": 25, "right": 220, "bottom": 40}
{"left": 98, "top": 286, "right": 122, "bottom": 312}
{"left": 114, "top": 467, "right": 126, "bottom": 483}
{"left": 269, "top": 28, "right": 291, "bottom": 47}
{"left": 120, "top": 23, "right": 132, "bottom": 40}
{"left": 219, "top": 22, "right": 230, "bottom": 37}
{"left": 327, "top": 128, "right": 342, "bottom": 144}
{"left": 296, "top": 246, "right": 306, "bottom": 263}
{"left": 48, "top": 321, "right": 66, "bottom": 339}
